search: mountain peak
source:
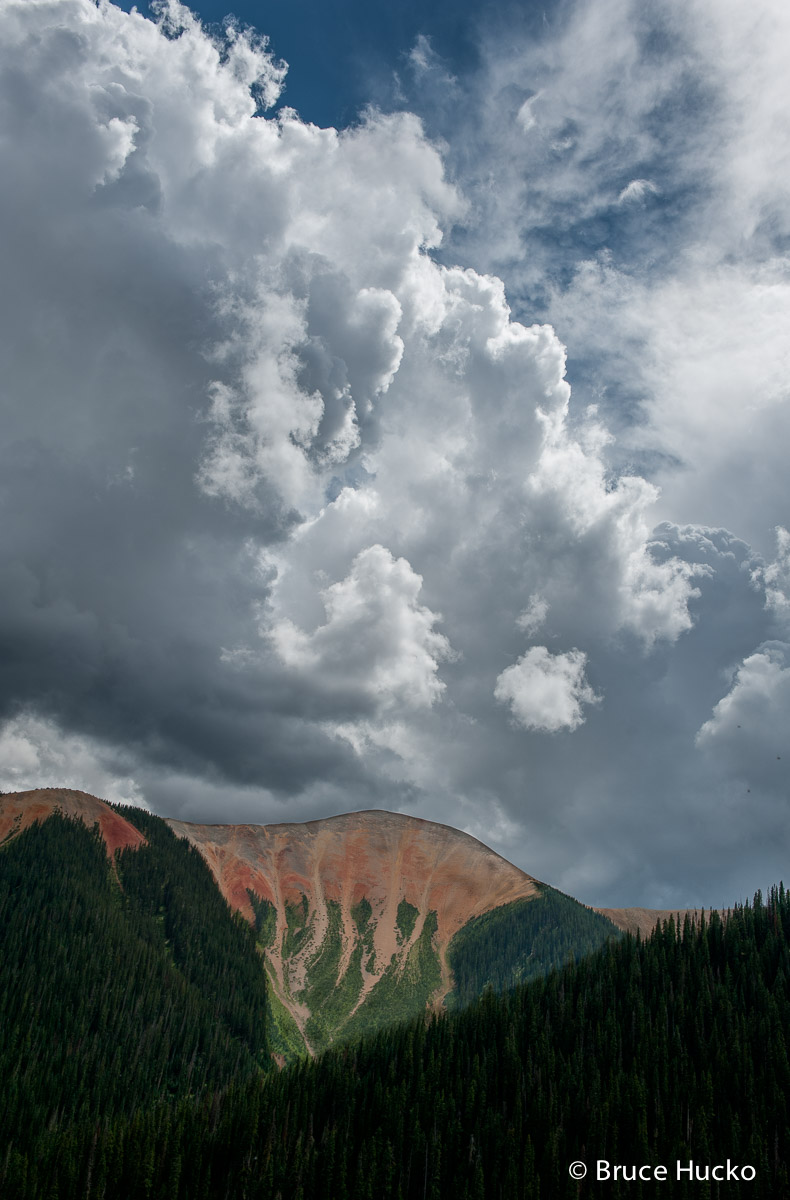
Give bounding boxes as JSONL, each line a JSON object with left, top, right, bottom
{"left": 166, "top": 806, "right": 542, "bottom": 1053}
{"left": 167, "top": 806, "right": 540, "bottom": 935}
{"left": 0, "top": 788, "right": 146, "bottom": 855}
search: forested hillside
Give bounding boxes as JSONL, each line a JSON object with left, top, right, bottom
{"left": 164, "top": 807, "right": 554, "bottom": 1054}
{"left": 447, "top": 885, "right": 619, "bottom": 1007}
{"left": 5, "top": 873, "right": 788, "bottom": 1198}
{"left": 0, "top": 809, "right": 269, "bottom": 1187}
{"left": 2, "top": 791, "right": 625, "bottom": 1063}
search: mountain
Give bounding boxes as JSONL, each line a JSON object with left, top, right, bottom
{"left": 9, "top": 866, "right": 789, "bottom": 1199}
{"left": 12, "top": 788, "right": 723, "bottom": 1057}
{"left": 9, "top": 787, "right": 696, "bottom": 1060}
{"left": 0, "top": 786, "right": 145, "bottom": 854}
{"left": 168, "top": 809, "right": 559, "bottom": 1053}
{"left": 1, "top": 788, "right": 623, "bottom": 1054}
{"left": 4, "top": 787, "right": 784, "bottom": 1199}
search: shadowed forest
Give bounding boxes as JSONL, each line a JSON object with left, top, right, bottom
{"left": 1, "top": 811, "right": 788, "bottom": 1198}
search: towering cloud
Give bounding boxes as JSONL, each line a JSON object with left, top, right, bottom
{"left": 1, "top": 0, "right": 787, "bottom": 907}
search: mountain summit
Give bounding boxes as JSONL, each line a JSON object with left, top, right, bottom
{"left": 0, "top": 787, "right": 145, "bottom": 855}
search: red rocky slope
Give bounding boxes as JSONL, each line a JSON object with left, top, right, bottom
{"left": 0, "top": 787, "right": 146, "bottom": 855}
{"left": 1, "top": 789, "right": 706, "bottom": 1052}
{"left": 166, "top": 810, "right": 542, "bottom": 1046}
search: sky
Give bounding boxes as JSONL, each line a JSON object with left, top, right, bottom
{"left": 1, "top": 0, "right": 789, "bottom": 909}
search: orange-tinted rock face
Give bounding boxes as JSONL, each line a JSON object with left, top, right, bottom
{"left": 167, "top": 810, "right": 540, "bottom": 944}
{"left": 3, "top": 791, "right": 710, "bottom": 1056}
{"left": 0, "top": 788, "right": 146, "bottom": 855}
{"left": 167, "top": 810, "right": 541, "bottom": 1053}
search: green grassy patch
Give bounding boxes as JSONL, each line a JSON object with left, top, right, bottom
{"left": 352, "top": 895, "right": 372, "bottom": 933}
{"left": 303, "top": 900, "right": 365, "bottom": 1053}
{"left": 283, "top": 893, "right": 312, "bottom": 958}
{"left": 264, "top": 963, "right": 309, "bottom": 1060}
{"left": 352, "top": 896, "right": 376, "bottom": 972}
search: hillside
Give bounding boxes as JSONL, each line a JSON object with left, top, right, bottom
{"left": 167, "top": 808, "right": 621, "bottom": 1053}
{"left": 0, "top": 802, "right": 269, "bottom": 1169}
{"left": 0, "top": 786, "right": 145, "bottom": 854}
{"left": 169, "top": 809, "right": 550, "bottom": 1052}
{"left": 3, "top": 787, "right": 781, "bottom": 1199}
{"left": 0, "top": 789, "right": 625, "bottom": 1055}
{"left": 9, "top": 885, "right": 789, "bottom": 1199}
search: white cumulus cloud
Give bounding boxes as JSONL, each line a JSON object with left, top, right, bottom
{"left": 3, "top": 0, "right": 788, "bottom": 905}
{"left": 0, "top": 713, "right": 147, "bottom": 808}
{"left": 495, "top": 646, "right": 601, "bottom": 733}
{"left": 271, "top": 545, "right": 454, "bottom": 714}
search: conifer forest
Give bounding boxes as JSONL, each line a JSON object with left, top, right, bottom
{"left": 1, "top": 810, "right": 788, "bottom": 1198}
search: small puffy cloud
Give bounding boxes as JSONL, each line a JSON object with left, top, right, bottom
{"left": 271, "top": 545, "right": 454, "bottom": 714}
{"left": 495, "top": 646, "right": 601, "bottom": 733}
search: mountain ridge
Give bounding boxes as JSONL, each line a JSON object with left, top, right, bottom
{"left": 0, "top": 787, "right": 695, "bottom": 1054}
{"left": 3, "top": 800, "right": 785, "bottom": 1198}
{"left": 166, "top": 806, "right": 543, "bottom": 1053}
{"left": 1, "top": 787, "right": 781, "bottom": 1199}
{"left": 0, "top": 787, "right": 703, "bottom": 930}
